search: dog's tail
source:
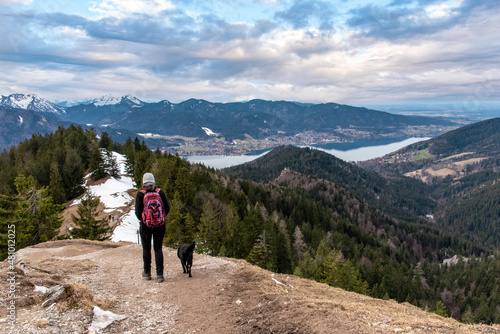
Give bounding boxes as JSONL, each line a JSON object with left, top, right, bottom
{"left": 187, "top": 240, "right": 196, "bottom": 252}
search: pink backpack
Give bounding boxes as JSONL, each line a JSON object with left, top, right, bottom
{"left": 141, "top": 189, "right": 165, "bottom": 227}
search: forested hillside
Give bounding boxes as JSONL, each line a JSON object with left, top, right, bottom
{"left": 224, "top": 145, "right": 436, "bottom": 222}
{"left": 0, "top": 107, "right": 68, "bottom": 150}
{"left": 357, "top": 118, "right": 500, "bottom": 249}
{"left": 1, "top": 127, "right": 499, "bottom": 324}
{"left": 224, "top": 144, "right": 500, "bottom": 324}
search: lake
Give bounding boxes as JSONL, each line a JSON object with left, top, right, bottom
{"left": 185, "top": 137, "right": 430, "bottom": 169}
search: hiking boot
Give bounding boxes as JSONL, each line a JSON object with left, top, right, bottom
{"left": 157, "top": 275, "right": 164, "bottom": 283}
{"left": 142, "top": 272, "right": 151, "bottom": 280}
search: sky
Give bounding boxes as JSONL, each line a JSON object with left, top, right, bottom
{"left": 1, "top": 0, "right": 499, "bottom": 112}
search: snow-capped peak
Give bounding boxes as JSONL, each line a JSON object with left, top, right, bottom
{"left": 122, "top": 95, "right": 143, "bottom": 106}
{"left": 89, "top": 94, "right": 144, "bottom": 107}
{"left": 91, "top": 94, "right": 122, "bottom": 106}
{"left": 0, "top": 93, "right": 65, "bottom": 114}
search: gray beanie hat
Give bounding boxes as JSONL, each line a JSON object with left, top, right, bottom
{"left": 142, "top": 172, "right": 155, "bottom": 185}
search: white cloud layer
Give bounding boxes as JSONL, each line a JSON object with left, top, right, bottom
{"left": 0, "top": 0, "right": 499, "bottom": 109}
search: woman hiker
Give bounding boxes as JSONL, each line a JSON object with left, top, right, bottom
{"left": 135, "top": 172, "right": 170, "bottom": 282}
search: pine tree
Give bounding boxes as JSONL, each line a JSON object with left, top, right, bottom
{"left": 0, "top": 194, "right": 16, "bottom": 260}
{"left": 272, "top": 222, "right": 294, "bottom": 274}
{"left": 123, "top": 137, "right": 135, "bottom": 175}
{"left": 321, "top": 249, "right": 368, "bottom": 295}
{"left": 99, "top": 131, "right": 113, "bottom": 150}
{"left": 294, "top": 251, "right": 317, "bottom": 279}
{"left": 105, "top": 151, "right": 121, "bottom": 179}
{"left": 182, "top": 212, "right": 197, "bottom": 245}
{"left": 293, "top": 225, "right": 308, "bottom": 261}
{"left": 49, "top": 162, "right": 66, "bottom": 204}
{"left": 197, "top": 200, "right": 222, "bottom": 255}
{"left": 433, "top": 300, "right": 449, "bottom": 318}
{"left": 221, "top": 202, "right": 240, "bottom": 258}
{"left": 70, "top": 189, "right": 111, "bottom": 241}
{"left": 89, "top": 145, "right": 107, "bottom": 180}
{"left": 164, "top": 192, "right": 183, "bottom": 247}
{"left": 461, "top": 305, "right": 475, "bottom": 324}
{"left": 247, "top": 230, "right": 272, "bottom": 270}
{"left": 63, "top": 149, "right": 85, "bottom": 199}
{"left": 314, "top": 237, "right": 332, "bottom": 281}
{"left": 133, "top": 150, "right": 154, "bottom": 187}
{"left": 14, "top": 175, "right": 64, "bottom": 249}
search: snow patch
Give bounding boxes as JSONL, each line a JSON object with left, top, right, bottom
{"left": 84, "top": 152, "right": 140, "bottom": 243}
{"left": 202, "top": 127, "right": 217, "bottom": 136}
{"left": 34, "top": 285, "right": 49, "bottom": 294}
{"left": 272, "top": 277, "right": 285, "bottom": 285}
{"left": 88, "top": 306, "right": 126, "bottom": 332}
{"left": 18, "top": 115, "right": 23, "bottom": 125}
{"left": 111, "top": 211, "right": 140, "bottom": 243}
{"left": 72, "top": 176, "right": 133, "bottom": 211}
{"left": 443, "top": 255, "right": 468, "bottom": 266}
{"left": 138, "top": 133, "right": 171, "bottom": 139}
{"left": 72, "top": 153, "right": 133, "bottom": 211}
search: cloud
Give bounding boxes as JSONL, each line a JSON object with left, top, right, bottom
{"left": 274, "top": 0, "right": 336, "bottom": 30}
{"left": 0, "top": 0, "right": 499, "bottom": 106}
{"left": 347, "top": 0, "right": 500, "bottom": 40}
{"left": 0, "top": 0, "right": 32, "bottom": 5}
{"left": 89, "top": 0, "right": 174, "bottom": 18}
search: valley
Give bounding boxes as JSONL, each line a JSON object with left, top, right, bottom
{"left": 149, "top": 125, "right": 456, "bottom": 156}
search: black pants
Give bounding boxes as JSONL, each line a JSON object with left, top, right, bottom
{"left": 140, "top": 222, "right": 166, "bottom": 276}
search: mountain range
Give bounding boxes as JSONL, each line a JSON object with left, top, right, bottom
{"left": 1, "top": 93, "right": 460, "bottom": 152}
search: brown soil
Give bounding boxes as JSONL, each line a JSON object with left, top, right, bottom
{"left": 1, "top": 239, "right": 499, "bottom": 334}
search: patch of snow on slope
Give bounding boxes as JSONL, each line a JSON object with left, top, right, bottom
{"left": 111, "top": 211, "right": 140, "bottom": 243}
{"left": 71, "top": 152, "right": 140, "bottom": 242}
{"left": 88, "top": 177, "right": 134, "bottom": 213}
{"left": 88, "top": 306, "right": 127, "bottom": 332}
{"left": 109, "top": 152, "right": 140, "bottom": 242}
{"left": 202, "top": 127, "right": 216, "bottom": 136}
{"left": 18, "top": 115, "right": 23, "bottom": 125}
{"left": 113, "top": 151, "right": 128, "bottom": 175}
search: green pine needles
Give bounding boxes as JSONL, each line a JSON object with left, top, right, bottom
{"left": 70, "top": 189, "right": 111, "bottom": 241}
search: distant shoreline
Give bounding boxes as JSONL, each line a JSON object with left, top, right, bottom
{"left": 185, "top": 137, "right": 430, "bottom": 169}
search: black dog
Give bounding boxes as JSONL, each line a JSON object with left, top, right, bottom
{"left": 177, "top": 241, "right": 196, "bottom": 277}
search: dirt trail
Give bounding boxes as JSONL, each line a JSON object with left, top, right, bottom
{"left": 1, "top": 240, "right": 499, "bottom": 334}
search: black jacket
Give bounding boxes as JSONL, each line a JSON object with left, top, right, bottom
{"left": 135, "top": 188, "right": 170, "bottom": 223}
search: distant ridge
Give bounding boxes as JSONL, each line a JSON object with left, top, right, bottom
{"left": 4, "top": 93, "right": 457, "bottom": 139}
{"left": 1, "top": 93, "right": 459, "bottom": 153}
